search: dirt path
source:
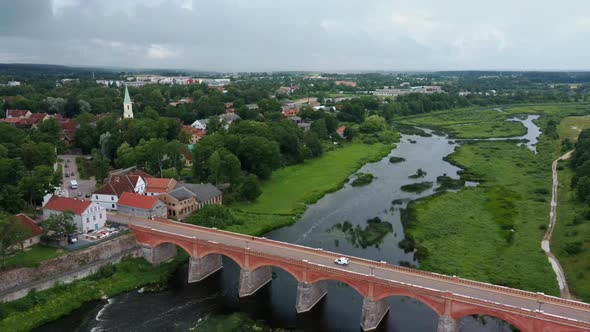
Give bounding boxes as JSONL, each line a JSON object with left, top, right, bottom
{"left": 542, "top": 150, "right": 573, "bottom": 299}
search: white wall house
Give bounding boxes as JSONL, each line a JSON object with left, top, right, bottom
{"left": 43, "top": 196, "right": 107, "bottom": 233}
{"left": 191, "top": 119, "right": 209, "bottom": 130}
{"left": 92, "top": 175, "right": 145, "bottom": 210}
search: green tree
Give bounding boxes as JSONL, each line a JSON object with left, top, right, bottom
{"left": 183, "top": 205, "right": 241, "bottom": 229}
{"left": 91, "top": 150, "right": 111, "bottom": 184}
{"left": 304, "top": 131, "right": 323, "bottom": 157}
{"left": 311, "top": 119, "right": 328, "bottom": 139}
{"left": 208, "top": 151, "right": 222, "bottom": 185}
{"left": 237, "top": 136, "right": 280, "bottom": 179}
{"left": 0, "top": 213, "right": 31, "bottom": 267}
{"left": 40, "top": 211, "right": 77, "bottom": 241}
{"left": 240, "top": 174, "right": 262, "bottom": 201}
{"left": 359, "top": 115, "right": 387, "bottom": 133}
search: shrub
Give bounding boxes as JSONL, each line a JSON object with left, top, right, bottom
{"left": 563, "top": 242, "right": 583, "bottom": 255}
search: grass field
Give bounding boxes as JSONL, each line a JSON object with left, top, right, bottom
{"left": 552, "top": 166, "right": 590, "bottom": 302}
{"left": 229, "top": 143, "right": 393, "bottom": 234}
{"left": 1, "top": 245, "right": 64, "bottom": 270}
{"left": 558, "top": 116, "right": 590, "bottom": 141}
{"left": 398, "top": 108, "right": 527, "bottom": 139}
{"left": 405, "top": 141, "right": 559, "bottom": 294}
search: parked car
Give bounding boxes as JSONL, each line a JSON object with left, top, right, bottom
{"left": 85, "top": 193, "right": 91, "bottom": 198}
{"left": 334, "top": 257, "right": 350, "bottom": 266}
{"left": 65, "top": 172, "right": 70, "bottom": 177}
{"left": 77, "top": 191, "right": 82, "bottom": 197}
{"left": 65, "top": 164, "right": 69, "bottom": 168}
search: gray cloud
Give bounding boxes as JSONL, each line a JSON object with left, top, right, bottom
{"left": 0, "top": 0, "right": 589, "bottom": 71}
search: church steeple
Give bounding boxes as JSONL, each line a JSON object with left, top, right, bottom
{"left": 123, "top": 85, "right": 133, "bottom": 119}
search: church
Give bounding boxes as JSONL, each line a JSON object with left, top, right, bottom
{"left": 123, "top": 85, "right": 133, "bottom": 119}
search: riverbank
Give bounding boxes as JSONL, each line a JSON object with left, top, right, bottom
{"left": 0, "top": 142, "right": 395, "bottom": 331}
{"left": 0, "top": 255, "right": 184, "bottom": 332}
{"left": 229, "top": 142, "right": 394, "bottom": 235}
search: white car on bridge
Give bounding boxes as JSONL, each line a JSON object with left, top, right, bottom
{"left": 334, "top": 257, "right": 350, "bottom": 266}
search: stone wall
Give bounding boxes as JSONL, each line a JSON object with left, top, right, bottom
{"left": 0, "top": 234, "right": 141, "bottom": 302}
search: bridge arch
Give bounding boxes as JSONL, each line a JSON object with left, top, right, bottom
{"left": 307, "top": 274, "right": 369, "bottom": 298}
{"left": 148, "top": 239, "right": 193, "bottom": 257}
{"left": 373, "top": 288, "right": 445, "bottom": 316}
{"left": 248, "top": 259, "right": 304, "bottom": 282}
{"left": 452, "top": 307, "right": 532, "bottom": 332}
{"left": 197, "top": 248, "right": 246, "bottom": 269}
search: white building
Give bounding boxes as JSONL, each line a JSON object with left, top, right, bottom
{"left": 43, "top": 196, "right": 106, "bottom": 233}
{"left": 123, "top": 85, "right": 133, "bottom": 119}
{"left": 92, "top": 174, "right": 146, "bottom": 210}
{"left": 191, "top": 119, "right": 209, "bottom": 130}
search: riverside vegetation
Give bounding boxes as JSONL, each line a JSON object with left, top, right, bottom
{"left": 400, "top": 104, "right": 590, "bottom": 297}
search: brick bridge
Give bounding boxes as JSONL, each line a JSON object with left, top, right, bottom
{"left": 119, "top": 216, "right": 590, "bottom": 332}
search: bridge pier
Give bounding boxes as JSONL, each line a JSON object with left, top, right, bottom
{"left": 141, "top": 243, "right": 177, "bottom": 265}
{"left": 239, "top": 267, "right": 272, "bottom": 297}
{"left": 360, "top": 297, "right": 389, "bottom": 331}
{"left": 437, "top": 315, "right": 458, "bottom": 332}
{"left": 188, "top": 254, "right": 223, "bottom": 283}
{"left": 296, "top": 281, "right": 328, "bottom": 313}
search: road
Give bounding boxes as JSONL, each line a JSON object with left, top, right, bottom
{"left": 542, "top": 150, "right": 574, "bottom": 299}
{"left": 108, "top": 213, "right": 590, "bottom": 326}
{"left": 58, "top": 155, "right": 96, "bottom": 198}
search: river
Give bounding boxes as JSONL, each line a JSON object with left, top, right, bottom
{"left": 35, "top": 116, "right": 541, "bottom": 332}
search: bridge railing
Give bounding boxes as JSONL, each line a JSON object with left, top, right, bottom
{"left": 128, "top": 217, "right": 590, "bottom": 313}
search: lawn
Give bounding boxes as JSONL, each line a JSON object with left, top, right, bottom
{"left": 405, "top": 140, "right": 560, "bottom": 294}
{"left": 558, "top": 115, "right": 590, "bottom": 142}
{"left": 232, "top": 143, "right": 393, "bottom": 216}
{"left": 1, "top": 245, "right": 65, "bottom": 270}
{"left": 552, "top": 166, "right": 590, "bottom": 302}
{"left": 398, "top": 108, "right": 527, "bottom": 139}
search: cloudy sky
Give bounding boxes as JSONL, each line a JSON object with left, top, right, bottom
{"left": 1, "top": 0, "right": 589, "bottom": 72}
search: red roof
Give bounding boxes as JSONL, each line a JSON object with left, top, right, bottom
{"left": 182, "top": 125, "right": 206, "bottom": 138}
{"left": 94, "top": 174, "right": 141, "bottom": 196}
{"left": 44, "top": 196, "right": 92, "bottom": 215}
{"left": 59, "top": 119, "right": 77, "bottom": 130}
{"left": 0, "top": 118, "right": 21, "bottom": 124}
{"left": 145, "top": 177, "right": 175, "bottom": 193}
{"left": 6, "top": 109, "right": 30, "bottom": 118}
{"left": 15, "top": 214, "right": 42, "bottom": 236}
{"left": 336, "top": 125, "right": 347, "bottom": 134}
{"left": 117, "top": 192, "right": 160, "bottom": 210}
{"left": 29, "top": 113, "right": 48, "bottom": 121}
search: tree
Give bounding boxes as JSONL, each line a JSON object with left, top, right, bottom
{"left": 45, "top": 97, "right": 66, "bottom": 115}
{"left": 359, "top": 115, "right": 387, "bottom": 133}
{"left": 91, "top": 149, "right": 111, "bottom": 184}
{"left": 0, "top": 213, "right": 31, "bottom": 267}
{"left": 207, "top": 151, "right": 222, "bottom": 185}
{"left": 576, "top": 176, "right": 590, "bottom": 203}
{"left": 343, "top": 126, "right": 355, "bottom": 140}
{"left": 114, "top": 142, "right": 136, "bottom": 169}
{"left": 183, "top": 205, "right": 241, "bottom": 229}
{"left": 311, "top": 119, "right": 328, "bottom": 139}
{"left": 237, "top": 136, "right": 280, "bottom": 179}
{"left": 40, "top": 211, "right": 77, "bottom": 241}
{"left": 240, "top": 174, "right": 261, "bottom": 201}
{"left": 304, "top": 131, "right": 323, "bottom": 157}
{"left": 78, "top": 100, "right": 92, "bottom": 113}
{"left": 19, "top": 165, "right": 58, "bottom": 209}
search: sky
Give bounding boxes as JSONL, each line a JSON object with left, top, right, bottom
{"left": 1, "top": 0, "right": 590, "bottom": 72}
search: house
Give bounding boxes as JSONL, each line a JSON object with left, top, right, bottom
{"left": 179, "top": 183, "right": 222, "bottom": 208}
{"left": 191, "top": 119, "right": 209, "bottom": 131}
{"left": 43, "top": 196, "right": 106, "bottom": 233}
{"left": 336, "top": 125, "right": 347, "bottom": 138}
{"left": 160, "top": 183, "right": 222, "bottom": 220}
{"left": 92, "top": 173, "right": 146, "bottom": 210}
{"left": 221, "top": 112, "right": 241, "bottom": 125}
{"left": 245, "top": 103, "right": 259, "bottom": 110}
{"left": 116, "top": 192, "right": 167, "bottom": 219}
{"left": 335, "top": 80, "right": 358, "bottom": 87}
{"left": 169, "top": 97, "right": 193, "bottom": 106}
{"left": 181, "top": 125, "right": 206, "bottom": 144}
{"left": 297, "top": 122, "right": 311, "bottom": 131}
{"left": 5, "top": 109, "right": 32, "bottom": 119}
{"left": 288, "top": 116, "right": 303, "bottom": 124}
{"left": 15, "top": 214, "right": 42, "bottom": 249}
{"left": 145, "top": 177, "right": 177, "bottom": 196}
{"left": 282, "top": 108, "right": 300, "bottom": 117}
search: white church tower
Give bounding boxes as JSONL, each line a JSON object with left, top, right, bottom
{"left": 123, "top": 85, "right": 133, "bottom": 119}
